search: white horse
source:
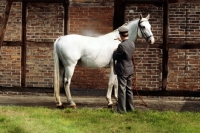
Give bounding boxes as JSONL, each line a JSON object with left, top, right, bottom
{"left": 54, "top": 14, "right": 155, "bottom": 108}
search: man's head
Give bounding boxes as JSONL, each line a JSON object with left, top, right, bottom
{"left": 118, "top": 26, "right": 129, "bottom": 37}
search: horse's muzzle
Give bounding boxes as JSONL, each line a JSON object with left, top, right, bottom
{"left": 149, "top": 36, "right": 155, "bottom": 44}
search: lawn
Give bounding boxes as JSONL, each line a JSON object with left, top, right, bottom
{"left": 0, "top": 106, "right": 199, "bottom": 133}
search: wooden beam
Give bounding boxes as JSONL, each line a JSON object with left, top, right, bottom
{"left": 162, "top": 0, "right": 169, "bottom": 91}
{"left": 168, "top": 0, "right": 200, "bottom": 3}
{"left": 63, "top": 0, "right": 69, "bottom": 35}
{"left": 2, "top": 41, "right": 22, "bottom": 46}
{"left": 21, "top": 0, "right": 27, "bottom": 87}
{"left": 12, "top": 0, "right": 64, "bottom": 3}
{"left": 123, "top": 0, "right": 163, "bottom": 3}
{"left": 135, "top": 43, "right": 161, "bottom": 48}
{"left": 11, "top": 0, "right": 22, "bottom": 2}
{"left": 26, "top": 41, "right": 53, "bottom": 47}
{"left": 169, "top": 43, "right": 200, "bottom": 49}
{"left": 0, "top": 0, "right": 12, "bottom": 56}
{"left": 26, "top": 0, "right": 64, "bottom": 3}
{"left": 123, "top": 0, "right": 200, "bottom": 3}
{"left": 113, "top": 0, "right": 125, "bottom": 30}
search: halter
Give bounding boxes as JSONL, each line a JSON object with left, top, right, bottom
{"left": 138, "top": 20, "right": 152, "bottom": 43}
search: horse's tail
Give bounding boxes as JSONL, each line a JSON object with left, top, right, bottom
{"left": 54, "top": 37, "right": 61, "bottom": 103}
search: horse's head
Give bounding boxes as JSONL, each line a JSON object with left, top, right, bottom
{"left": 138, "top": 14, "right": 155, "bottom": 44}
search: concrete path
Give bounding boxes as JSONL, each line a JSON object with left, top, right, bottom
{"left": 0, "top": 94, "right": 200, "bottom": 112}
{"left": 0, "top": 95, "right": 108, "bottom": 109}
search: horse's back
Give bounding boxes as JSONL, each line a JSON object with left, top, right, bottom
{"left": 56, "top": 34, "right": 102, "bottom": 51}
{"left": 55, "top": 34, "right": 116, "bottom": 68}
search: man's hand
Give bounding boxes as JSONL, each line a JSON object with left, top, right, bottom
{"left": 114, "top": 37, "right": 122, "bottom": 42}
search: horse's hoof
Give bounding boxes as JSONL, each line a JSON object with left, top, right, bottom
{"left": 107, "top": 103, "right": 113, "bottom": 108}
{"left": 69, "top": 104, "right": 76, "bottom": 109}
{"left": 56, "top": 104, "right": 65, "bottom": 109}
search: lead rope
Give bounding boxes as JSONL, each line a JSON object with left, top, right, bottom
{"left": 133, "top": 52, "right": 148, "bottom": 107}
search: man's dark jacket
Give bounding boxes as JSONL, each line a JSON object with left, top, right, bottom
{"left": 113, "top": 39, "right": 135, "bottom": 76}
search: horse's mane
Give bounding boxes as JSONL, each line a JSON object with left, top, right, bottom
{"left": 113, "top": 18, "right": 139, "bottom": 32}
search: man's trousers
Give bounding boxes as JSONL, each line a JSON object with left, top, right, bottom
{"left": 117, "top": 75, "right": 134, "bottom": 113}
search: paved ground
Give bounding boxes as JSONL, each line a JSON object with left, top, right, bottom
{"left": 0, "top": 95, "right": 107, "bottom": 109}
{"left": 0, "top": 87, "right": 200, "bottom": 112}
{"left": 1, "top": 93, "right": 200, "bottom": 112}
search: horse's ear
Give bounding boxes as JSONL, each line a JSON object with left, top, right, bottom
{"left": 139, "top": 14, "right": 143, "bottom": 20}
{"left": 146, "top": 14, "right": 150, "bottom": 20}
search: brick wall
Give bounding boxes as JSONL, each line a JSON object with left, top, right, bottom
{"left": 25, "top": 3, "right": 63, "bottom": 87}
{"left": 26, "top": 3, "right": 64, "bottom": 42}
{"left": 169, "top": 3, "right": 200, "bottom": 44}
{"left": 4, "top": 2, "right": 22, "bottom": 41}
{"left": 133, "top": 48, "right": 162, "bottom": 91}
{"left": 168, "top": 49, "right": 200, "bottom": 91}
{"left": 71, "top": 67, "right": 111, "bottom": 89}
{"left": 0, "top": 46, "right": 21, "bottom": 87}
{"left": 69, "top": 7, "right": 113, "bottom": 35}
{"left": 0, "top": 1, "right": 21, "bottom": 87}
{"left": 26, "top": 43, "right": 54, "bottom": 87}
{"left": 167, "top": 3, "right": 200, "bottom": 91}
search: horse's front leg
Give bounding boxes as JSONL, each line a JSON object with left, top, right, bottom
{"left": 106, "top": 66, "right": 118, "bottom": 106}
{"left": 113, "top": 76, "right": 118, "bottom": 103}
{"left": 106, "top": 82, "right": 113, "bottom": 106}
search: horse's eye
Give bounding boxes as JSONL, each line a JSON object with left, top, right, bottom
{"left": 141, "top": 26, "right": 145, "bottom": 29}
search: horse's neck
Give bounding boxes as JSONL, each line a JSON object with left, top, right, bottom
{"left": 102, "top": 31, "right": 120, "bottom": 40}
{"left": 105, "top": 19, "right": 139, "bottom": 43}
{"left": 100, "top": 32, "right": 121, "bottom": 46}
{"left": 99, "top": 19, "right": 139, "bottom": 46}
{"left": 127, "top": 19, "right": 139, "bottom": 43}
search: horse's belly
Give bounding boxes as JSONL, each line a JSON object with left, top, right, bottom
{"left": 78, "top": 57, "right": 110, "bottom": 68}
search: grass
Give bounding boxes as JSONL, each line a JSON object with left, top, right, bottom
{"left": 0, "top": 106, "right": 200, "bottom": 133}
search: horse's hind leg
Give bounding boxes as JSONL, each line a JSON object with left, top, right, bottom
{"left": 55, "top": 63, "right": 65, "bottom": 107}
{"left": 64, "top": 65, "right": 76, "bottom": 108}
{"left": 106, "top": 84, "right": 113, "bottom": 106}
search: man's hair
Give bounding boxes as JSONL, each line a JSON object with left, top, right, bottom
{"left": 120, "top": 32, "right": 129, "bottom": 37}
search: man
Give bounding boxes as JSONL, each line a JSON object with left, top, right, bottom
{"left": 113, "top": 26, "right": 135, "bottom": 113}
